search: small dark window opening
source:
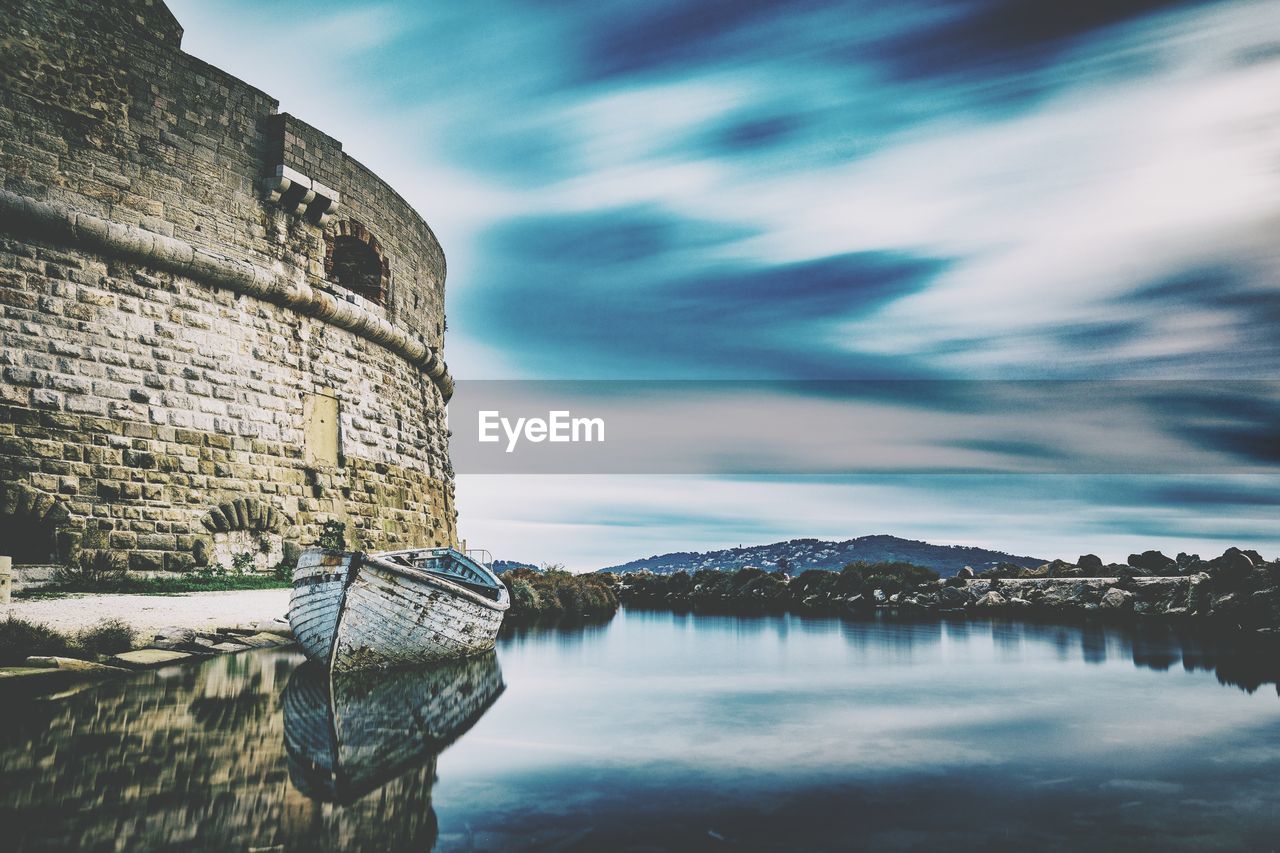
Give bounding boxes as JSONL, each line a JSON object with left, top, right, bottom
{"left": 0, "top": 514, "right": 57, "bottom": 564}
{"left": 330, "top": 236, "right": 386, "bottom": 304}
{"left": 324, "top": 220, "right": 391, "bottom": 307}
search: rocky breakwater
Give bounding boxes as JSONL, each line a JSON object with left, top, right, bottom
{"left": 614, "top": 548, "right": 1280, "bottom": 634}
{"left": 872, "top": 547, "right": 1279, "bottom": 634}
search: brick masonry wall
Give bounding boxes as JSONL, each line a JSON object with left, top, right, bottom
{"left": 0, "top": 0, "right": 457, "bottom": 571}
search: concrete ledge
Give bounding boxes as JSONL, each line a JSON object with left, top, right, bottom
{"left": 25, "top": 656, "right": 128, "bottom": 673}
{"left": 112, "top": 648, "right": 194, "bottom": 668}
{"left": 0, "top": 189, "right": 454, "bottom": 401}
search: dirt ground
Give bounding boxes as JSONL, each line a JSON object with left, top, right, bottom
{"left": 3, "top": 588, "right": 291, "bottom": 638}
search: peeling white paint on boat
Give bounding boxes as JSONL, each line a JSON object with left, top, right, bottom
{"left": 289, "top": 547, "right": 510, "bottom": 672}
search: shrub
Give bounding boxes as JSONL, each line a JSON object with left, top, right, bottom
{"left": 667, "top": 571, "right": 693, "bottom": 595}
{"left": 555, "top": 578, "right": 585, "bottom": 614}
{"left": 500, "top": 567, "right": 618, "bottom": 622}
{"left": 841, "top": 561, "right": 938, "bottom": 596}
{"left": 54, "top": 549, "right": 128, "bottom": 589}
{"left": 74, "top": 619, "right": 136, "bottom": 657}
{"left": 231, "top": 551, "right": 256, "bottom": 574}
{"left": 509, "top": 579, "right": 540, "bottom": 614}
{"left": 792, "top": 569, "right": 839, "bottom": 597}
{"left": 317, "top": 520, "right": 346, "bottom": 551}
{"left": 272, "top": 560, "right": 293, "bottom": 582}
{"left": 0, "top": 616, "right": 74, "bottom": 665}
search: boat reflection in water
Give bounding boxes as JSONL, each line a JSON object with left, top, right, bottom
{"left": 282, "top": 652, "right": 505, "bottom": 849}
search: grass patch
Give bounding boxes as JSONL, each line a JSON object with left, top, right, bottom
{"left": 16, "top": 572, "right": 289, "bottom": 599}
{"left": 0, "top": 616, "right": 137, "bottom": 665}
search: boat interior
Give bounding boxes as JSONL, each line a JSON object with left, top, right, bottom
{"left": 376, "top": 548, "right": 505, "bottom": 601}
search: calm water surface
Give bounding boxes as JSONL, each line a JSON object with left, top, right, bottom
{"left": 3, "top": 610, "right": 1280, "bottom": 851}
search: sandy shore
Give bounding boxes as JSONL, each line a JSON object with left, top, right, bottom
{"left": 3, "top": 589, "right": 291, "bottom": 637}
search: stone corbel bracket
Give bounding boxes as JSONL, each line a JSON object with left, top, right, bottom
{"left": 264, "top": 165, "right": 340, "bottom": 226}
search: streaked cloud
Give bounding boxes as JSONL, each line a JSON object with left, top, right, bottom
{"left": 169, "top": 0, "right": 1280, "bottom": 565}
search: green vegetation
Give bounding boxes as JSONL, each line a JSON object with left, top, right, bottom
{"left": 0, "top": 616, "right": 72, "bottom": 664}
{"left": 53, "top": 549, "right": 128, "bottom": 588}
{"left": 500, "top": 565, "right": 620, "bottom": 623}
{"left": 317, "top": 520, "right": 347, "bottom": 550}
{"left": 618, "top": 561, "right": 941, "bottom": 614}
{"left": 21, "top": 544, "right": 295, "bottom": 597}
{"left": 70, "top": 618, "right": 136, "bottom": 658}
{"left": 17, "top": 571, "right": 289, "bottom": 598}
{"left": 0, "top": 616, "right": 137, "bottom": 665}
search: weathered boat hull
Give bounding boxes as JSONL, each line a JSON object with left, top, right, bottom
{"left": 289, "top": 548, "right": 509, "bottom": 672}
{"left": 283, "top": 653, "right": 505, "bottom": 803}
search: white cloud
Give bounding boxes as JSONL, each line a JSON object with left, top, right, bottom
{"left": 455, "top": 474, "right": 1280, "bottom": 571}
{"left": 167, "top": 0, "right": 1280, "bottom": 562}
{"left": 516, "top": 0, "right": 1280, "bottom": 376}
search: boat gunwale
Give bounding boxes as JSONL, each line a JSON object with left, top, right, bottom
{"left": 361, "top": 553, "right": 511, "bottom": 611}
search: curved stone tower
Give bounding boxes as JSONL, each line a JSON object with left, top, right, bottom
{"left": 0, "top": 0, "right": 456, "bottom": 578}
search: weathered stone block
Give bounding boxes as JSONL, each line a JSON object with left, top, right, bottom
{"left": 128, "top": 551, "right": 164, "bottom": 571}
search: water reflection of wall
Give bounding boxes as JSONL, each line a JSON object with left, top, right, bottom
{"left": 0, "top": 650, "right": 505, "bottom": 851}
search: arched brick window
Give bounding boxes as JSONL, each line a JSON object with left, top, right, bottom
{"left": 324, "top": 220, "right": 390, "bottom": 306}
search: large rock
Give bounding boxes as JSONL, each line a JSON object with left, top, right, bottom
{"left": 1099, "top": 587, "right": 1135, "bottom": 610}
{"left": 1186, "top": 572, "right": 1213, "bottom": 614}
{"left": 1131, "top": 577, "right": 1193, "bottom": 615}
{"left": 232, "top": 632, "right": 290, "bottom": 648}
{"left": 938, "top": 586, "right": 969, "bottom": 608}
{"left": 974, "top": 591, "right": 1006, "bottom": 609}
{"left": 913, "top": 591, "right": 939, "bottom": 607}
{"left": 1019, "top": 564, "right": 1051, "bottom": 579}
{"left": 1175, "top": 552, "right": 1202, "bottom": 573}
{"left": 1117, "top": 564, "right": 1151, "bottom": 581}
{"left": 151, "top": 626, "right": 220, "bottom": 653}
{"left": 152, "top": 626, "right": 197, "bottom": 647}
{"left": 1209, "top": 548, "right": 1254, "bottom": 583}
{"left": 245, "top": 619, "right": 294, "bottom": 638}
{"left": 1038, "top": 581, "right": 1096, "bottom": 609}
{"left": 1128, "top": 550, "right": 1176, "bottom": 574}
{"left": 955, "top": 566, "right": 975, "bottom": 580}
{"left": 1077, "top": 554, "right": 1104, "bottom": 573}
{"left": 1047, "top": 559, "right": 1079, "bottom": 577}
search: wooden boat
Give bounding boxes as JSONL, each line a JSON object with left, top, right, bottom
{"left": 289, "top": 547, "right": 510, "bottom": 672}
{"left": 283, "top": 653, "right": 505, "bottom": 805}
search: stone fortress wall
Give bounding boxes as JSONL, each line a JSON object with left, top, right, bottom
{"left": 0, "top": 0, "right": 458, "bottom": 576}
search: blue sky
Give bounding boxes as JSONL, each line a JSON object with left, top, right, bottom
{"left": 169, "top": 0, "right": 1280, "bottom": 568}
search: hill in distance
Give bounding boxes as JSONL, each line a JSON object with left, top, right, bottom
{"left": 597, "top": 535, "right": 1046, "bottom": 578}
{"left": 492, "top": 559, "right": 540, "bottom": 573}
